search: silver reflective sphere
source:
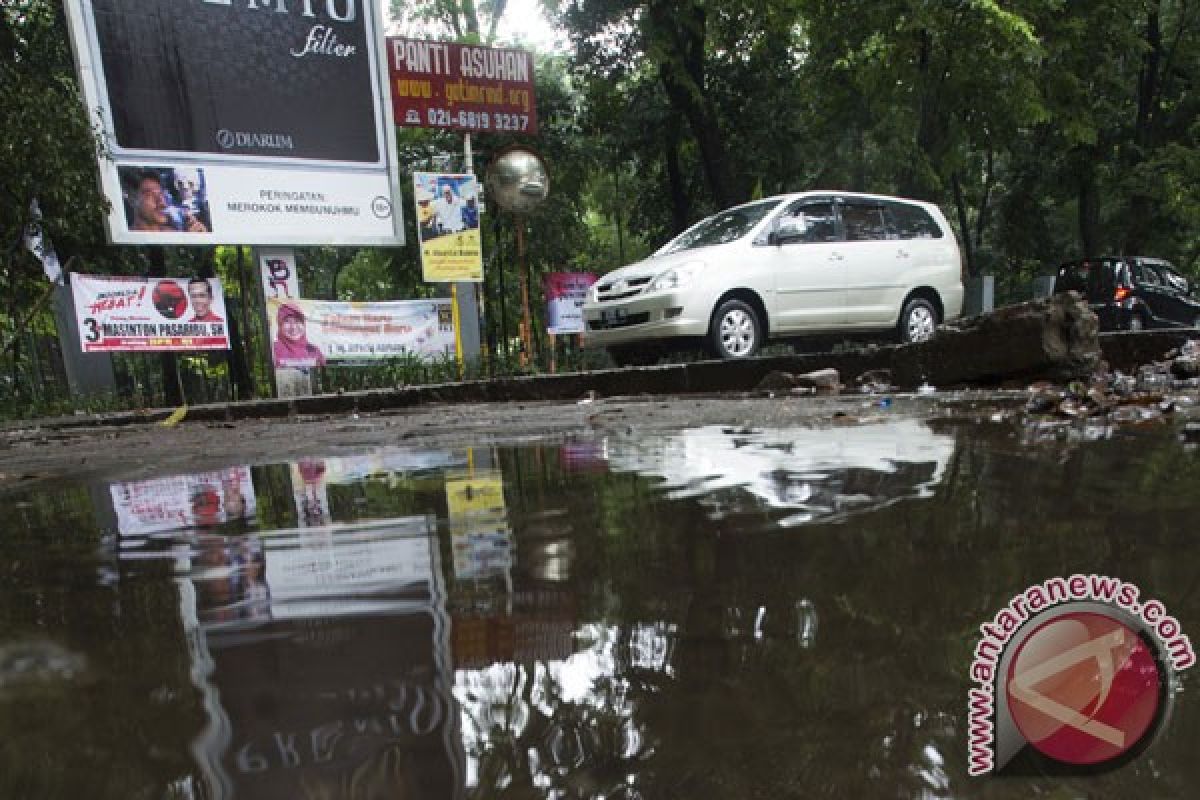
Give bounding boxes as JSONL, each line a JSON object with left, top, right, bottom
{"left": 486, "top": 148, "right": 549, "bottom": 214}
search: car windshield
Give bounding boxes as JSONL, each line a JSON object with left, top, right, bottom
{"left": 1055, "top": 259, "right": 1123, "bottom": 298}
{"left": 659, "top": 199, "right": 781, "bottom": 255}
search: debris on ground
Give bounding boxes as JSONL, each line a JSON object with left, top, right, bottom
{"left": 755, "top": 368, "right": 841, "bottom": 392}
{"left": 1018, "top": 341, "right": 1200, "bottom": 442}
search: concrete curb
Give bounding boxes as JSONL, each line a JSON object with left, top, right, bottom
{"left": 4, "top": 330, "right": 1193, "bottom": 433}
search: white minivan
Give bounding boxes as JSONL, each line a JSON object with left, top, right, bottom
{"left": 582, "top": 191, "right": 964, "bottom": 365}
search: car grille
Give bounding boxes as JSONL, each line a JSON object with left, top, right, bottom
{"left": 587, "top": 312, "right": 650, "bottom": 330}
{"left": 595, "top": 275, "right": 653, "bottom": 302}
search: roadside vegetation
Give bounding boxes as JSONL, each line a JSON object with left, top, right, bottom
{"left": 2, "top": 0, "right": 1198, "bottom": 418}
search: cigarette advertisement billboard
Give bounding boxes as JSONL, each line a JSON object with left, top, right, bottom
{"left": 64, "top": 1, "right": 404, "bottom": 246}
{"left": 71, "top": 273, "right": 231, "bottom": 352}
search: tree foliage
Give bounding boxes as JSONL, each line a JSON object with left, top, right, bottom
{"left": 3, "top": 0, "right": 1200, "bottom": 412}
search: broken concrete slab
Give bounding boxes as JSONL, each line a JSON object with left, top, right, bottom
{"left": 889, "top": 292, "right": 1100, "bottom": 387}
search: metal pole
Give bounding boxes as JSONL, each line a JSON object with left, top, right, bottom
{"left": 516, "top": 220, "right": 531, "bottom": 366}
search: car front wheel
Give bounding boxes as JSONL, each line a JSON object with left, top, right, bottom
{"left": 709, "top": 299, "right": 762, "bottom": 359}
{"left": 898, "top": 297, "right": 938, "bottom": 344}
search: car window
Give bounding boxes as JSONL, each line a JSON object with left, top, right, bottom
{"left": 660, "top": 199, "right": 780, "bottom": 255}
{"left": 1163, "top": 269, "right": 1189, "bottom": 293}
{"left": 841, "top": 202, "right": 888, "bottom": 241}
{"left": 1136, "top": 264, "right": 1163, "bottom": 286}
{"left": 884, "top": 202, "right": 943, "bottom": 239}
{"left": 776, "top": 201, "right": 838, "bottom": 243}
{"left": 1054, "top": 259, "right": 1123, "bottom": 297}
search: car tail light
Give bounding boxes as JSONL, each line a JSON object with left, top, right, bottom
{"left": 1114, "top": 286, "right": 1131, "bottom": 302}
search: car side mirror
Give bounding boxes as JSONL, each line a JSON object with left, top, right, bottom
{"left": 771, "top": 217, "right": 806, "bottom": 246}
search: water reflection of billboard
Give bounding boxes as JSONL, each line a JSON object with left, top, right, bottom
{"left": 111, "top": 467, "right": 255, "bottom": 535}
{"left": 185, "top": 519, "right": 463, "bottom": 799}
{"left": 603, "top": 420, "right": 957, "bottom": 526}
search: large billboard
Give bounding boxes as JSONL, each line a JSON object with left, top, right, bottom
{"left": 64, "top": 1, "right": 404, "bottom": 246}
{"left": 71, "top": 273, "right": 231, "bottom": 352}
{"left": 388, "top": 37, "right": 538, "bottom": 134}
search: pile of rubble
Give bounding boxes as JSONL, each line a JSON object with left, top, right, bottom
{"left": 1017, "top": 339, "right": 1200, "bottom": 442}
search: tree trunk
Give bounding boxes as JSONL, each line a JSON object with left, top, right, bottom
{"left": 663, "top": 124, "right": 691, "bottom": 235}
{"left": 647, "top": 0, "right": 745, "bottom": 208}
{"left": 951, "top": 173, "right": 975, "bottom": 278}
{"left": 1076, "top": 151, "right": 1100, "bottom": 258}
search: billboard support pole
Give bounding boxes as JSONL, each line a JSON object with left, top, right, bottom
{"left": 451, "top": 283, "right": 465, "bottom": 379}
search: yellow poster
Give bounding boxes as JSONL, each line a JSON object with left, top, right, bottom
{"left": 415, "top": 172, "right": 483, "bottom": 282}
{"left": 445, "top": 471, "right": 506, "bottom": 517}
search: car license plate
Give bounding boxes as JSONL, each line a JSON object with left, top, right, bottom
{"left": 600, "top": 309, "right": 627, "bottom": 325}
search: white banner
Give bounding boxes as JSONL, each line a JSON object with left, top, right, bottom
{"left": 258, "top": 248, "right": 301, "bottom": 302}
{"left": 267, "top": 297, "right": 455, "bottom": 367}
{"left": 71, "top": 273, "right": 231, "bottom": 352}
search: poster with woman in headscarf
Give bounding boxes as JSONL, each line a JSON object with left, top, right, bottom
{"left": 266, "top": 297, "right": 456, "bottom": 366}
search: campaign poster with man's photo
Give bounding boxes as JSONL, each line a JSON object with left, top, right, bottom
{"left": 71, "top": 273, "right": 231, "bottom": 352}
{"left": 414, "top": 172, "right": 483, "bottom": 282}
{"left": 111, "top": 466, "right": 256, "bottom": 536}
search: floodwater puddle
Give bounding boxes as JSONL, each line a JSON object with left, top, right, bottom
{"left": 2, "top": 417, "right": 1199, "bottom": 798}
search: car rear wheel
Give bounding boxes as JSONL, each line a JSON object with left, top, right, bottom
{"left": 898, "top": 297, "right": 938, "bottom": 344}
{"left": 709, "top": 299, "right": 762, "bottom": 359}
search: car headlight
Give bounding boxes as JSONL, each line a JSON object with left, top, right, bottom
{"left": 651, "top": 262, "right": 705, "bottom": 292}
{"left": 587, "top": 283, "right": 599, "bottom": 304}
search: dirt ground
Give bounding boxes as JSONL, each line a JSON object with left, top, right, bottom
{"left": 0, "top": 391, "right": 1019, "bottom": 492}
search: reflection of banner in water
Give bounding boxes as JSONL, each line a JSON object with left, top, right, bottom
{"left": 268, "top": 296, "right": 455, "bottom": 365}
{"left": 289, "top": 450, "right": 466, "bottom": 528}
{"left": 289, "top": 459, "right": 332, "bottom": 528}
{"left": 445, "top": 471, "right": 513, "bottom": 581}
{"left": 111, "top": 466, "right": 255, "bottom": 534}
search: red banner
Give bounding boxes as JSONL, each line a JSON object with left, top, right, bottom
{"left": 387, "top": 37, "right": 538, "bottom": 134}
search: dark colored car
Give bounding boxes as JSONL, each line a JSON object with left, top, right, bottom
{"left": 1054, "top": 256, "right": 1200, "bottom": 331}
